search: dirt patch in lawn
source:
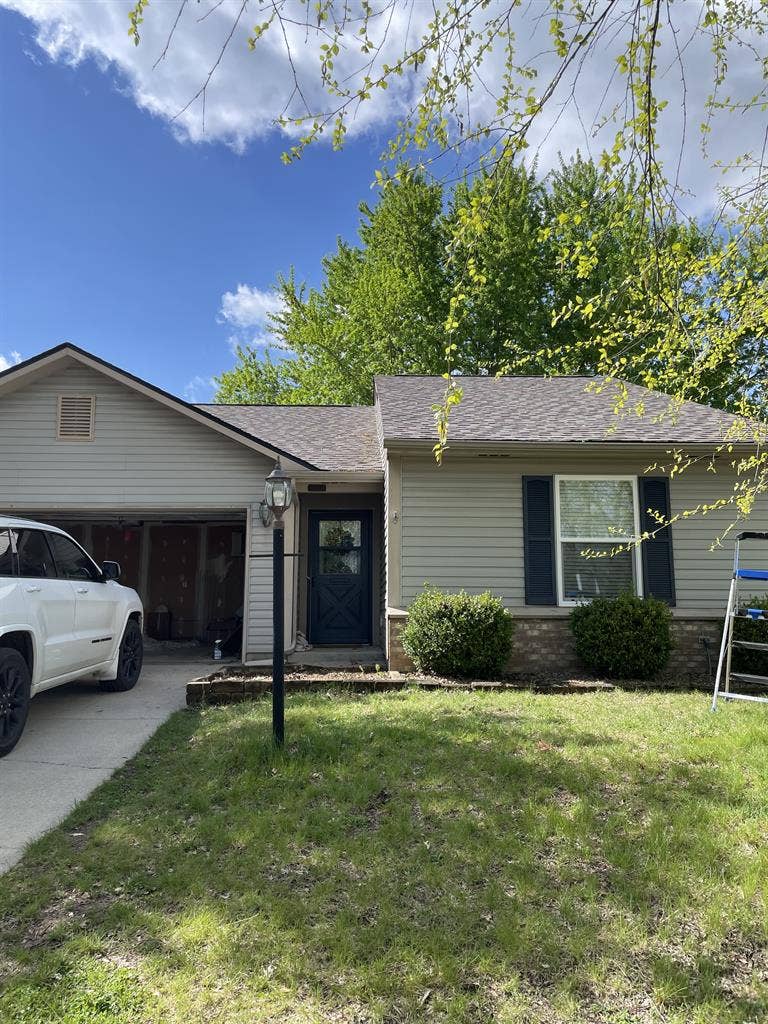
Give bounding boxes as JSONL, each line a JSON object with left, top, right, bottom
{"left": 21, "top": 889, "right": 117, "bottom": 949}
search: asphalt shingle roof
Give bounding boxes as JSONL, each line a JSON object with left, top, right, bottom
{"left": 196, "top": 404, "right": 382, "bottom": 472}
{"left": 374, "top": 375, "right": 744, "bottom": 445}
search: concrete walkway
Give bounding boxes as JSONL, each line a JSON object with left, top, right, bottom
{"left": 286, "top": 645, "right": 387, "bottom": 669}
{"left": 0, "top": 652, "right": 211, "bottom": 873}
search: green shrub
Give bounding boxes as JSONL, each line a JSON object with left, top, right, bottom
{"left": 401, "top": 587, "right": 514, "bottom": 678}
{"left": 732, "top": 595, "right": 768, "bottom": 674}
{"left": 569, "top": 593, "right": 673, "bottom": 678}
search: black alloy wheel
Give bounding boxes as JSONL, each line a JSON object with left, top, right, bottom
{"left": 100, "top": 620, "right": 143, "bottom": 693}
{"left": 0, "top": 648, "right": 31, "bottom": 757}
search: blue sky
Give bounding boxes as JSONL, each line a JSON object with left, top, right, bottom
{"left": 1, "top": 2, "right": 759, "bottom": 403}
{"left": 0, "top": 7, "right": 383, "bottom": 400}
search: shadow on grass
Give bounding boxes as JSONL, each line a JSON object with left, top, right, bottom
{"left": 1, "top": 689, "right": 766, "bottom": 1023}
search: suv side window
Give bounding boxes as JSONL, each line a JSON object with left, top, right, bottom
{"left": 15, "top": 530, "right": 56, "bottom": 579}
{"left": 0, "top": 529, "right": 15, "bottom": 576}
{"left": 46, "top": 532, "right": 100, "bottom": 582}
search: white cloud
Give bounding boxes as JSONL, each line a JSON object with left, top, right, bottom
{"left": 219, "top": 284, "right": 283, "bottom": 330}
{"left": 183, "top": 374, "right": 216, "bottom": 402}
{"left": 3, "top": 1, "right": 765, "bottom": 206}
{"left": 2, "top": 0, "right": 420, "bottom": 152}
{"left": 0, "top": 350, "right": 22, "bottom": 371}
{"left": 218, "top": 284, "right": 292, "bottom": 361}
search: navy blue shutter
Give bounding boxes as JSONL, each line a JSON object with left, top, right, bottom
{"left": 523, "top": 476, "right": 557, "bottom": 605}
{"left": 639, "top": 476, "right": 676, "bottom": 605}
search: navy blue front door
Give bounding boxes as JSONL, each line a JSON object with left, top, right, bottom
{"left": 309, "top": 512, "right": 372, "bottom": 644}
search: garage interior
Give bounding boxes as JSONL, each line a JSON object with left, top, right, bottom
{"left": 41, "top": 512, "right": 246, "bottom": 648}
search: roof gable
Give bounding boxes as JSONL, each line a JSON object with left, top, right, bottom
{"left": 0, "top": 344, "right": 317, "bottom": 470}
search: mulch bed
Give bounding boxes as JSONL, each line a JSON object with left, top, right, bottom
{"left": 185, "top": 666, "right": 708, "bottom": 705}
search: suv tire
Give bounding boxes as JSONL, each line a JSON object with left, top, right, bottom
{"left": 0, "top": 647, "right": 32, "bottom": 757}
{"left": 100, "top": 620, "right": 143, "bottom": 693}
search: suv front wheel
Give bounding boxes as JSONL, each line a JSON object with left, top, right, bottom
{"left": 0, "top": 648, "right": 32, "bottom": 757}
{"left": 100, "top": 620, "right": 143, "bottom": 693}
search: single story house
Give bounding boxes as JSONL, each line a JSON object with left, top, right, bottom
{"left": 1, "top": 343, "right": 765, "bottom": 675}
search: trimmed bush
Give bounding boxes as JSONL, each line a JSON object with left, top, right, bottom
{"left": 400, "top": 587, "right": 514, "bottom": 678}
{"left": 732, "top": 595, "right": 768, "bottom": 674}
{"left": 570, "top": 593, "right": 673, "bottom": 678}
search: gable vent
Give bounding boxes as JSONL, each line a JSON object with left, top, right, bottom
{"left": 57, "top": 395, "right": 95, "bottom": 441}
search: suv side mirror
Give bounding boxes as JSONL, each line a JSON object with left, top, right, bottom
{"left": 101, "top": 560, "right": 121, "bottom": 582}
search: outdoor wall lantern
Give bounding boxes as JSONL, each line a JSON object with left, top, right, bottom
{"left": 264, "top": 459, "right": 294, "bottom": 746}
{"left": 258, "top": 500, "right": 273, "bottom": 528}
{"left": 264, "top": 460, "right": 294, "bottom": 519}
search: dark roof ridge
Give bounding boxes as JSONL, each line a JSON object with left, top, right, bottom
{"left": 373, "top": 372, "right": 603, "bottom": 380}
{"left": 196, "top": 402, "right": 370, "bottom": 409}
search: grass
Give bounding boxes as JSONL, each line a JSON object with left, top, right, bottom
{"left": 0, "top": 689, "right": 766, "bottom": 1024}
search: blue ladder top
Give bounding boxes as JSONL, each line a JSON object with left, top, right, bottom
{"left": 734, "top": 532, "right": 768, "bottom": 580}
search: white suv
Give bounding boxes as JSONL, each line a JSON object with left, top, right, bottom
{"left": 0, "top": 516, "right": 144, "bottom": 756}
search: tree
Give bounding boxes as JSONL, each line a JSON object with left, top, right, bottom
{"left": 135, "top": 0, "right": 766, "bottom": 520}
{"left": 217, "top": 158, "right": 743, "bottom": 411}
{"left": 218, "top": 173, "right": 450, "bottom": 404}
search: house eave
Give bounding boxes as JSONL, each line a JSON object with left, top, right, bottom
{"left": 292, "top": 470, "right": 384, "bottom": 486}
{"left": 381, "top": 437, "right": 750, "bottom": 455}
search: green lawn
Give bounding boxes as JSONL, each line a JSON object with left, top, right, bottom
{"left": 1, "top": 690, "right": 766, "bottom": 1024}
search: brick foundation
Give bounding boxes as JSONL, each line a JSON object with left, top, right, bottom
{"left": 387, "top": 610, "right": 721, "bottom": 681}
{"left": 387, "top": 611, "right": 412, "bottom": 672}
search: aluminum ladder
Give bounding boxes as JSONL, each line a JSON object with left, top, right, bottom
{"left": 711, "top": 531, "right": 768, "bottom": 710}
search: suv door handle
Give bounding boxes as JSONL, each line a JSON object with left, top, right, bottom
{"left": 76, "top": 587, "right": 89, "bottom": 594}
{"left": 25, "top": 585, "right": 42, "bottom": 593}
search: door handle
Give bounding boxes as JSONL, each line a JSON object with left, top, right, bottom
{"left": 76, "top": 587, "right": 89, "bottom": 594}
{"left": 25, "top": 585, "right": 42, "bottom": 593}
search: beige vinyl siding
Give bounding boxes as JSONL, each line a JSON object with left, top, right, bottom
{"left": 246, "top": 501, "right": 274, "bottom": 655}
{"left": 0, "top": 364, "right": 271, "bottom": 508}
{"left": 383, "top": 452, "right": 389, "bottom": 607}
{"left": 245, "top": 502, "right": 298, "bottom": 658}
{"left": 399, "top": 451, "right": 767, "bottom": 614}
{"left": 0, "top": 362, "right": 277, "bottom": 652}
{"left": 669, "top": 471, "right": 767, "bottom": 609}
{"left": 401, "top": 455, "right": 523, "bottom": 606}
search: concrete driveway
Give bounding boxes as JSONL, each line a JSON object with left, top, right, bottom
{"left": 0, "top": 652, "right": 210, "bottom": 873}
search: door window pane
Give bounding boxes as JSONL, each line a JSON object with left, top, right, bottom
{"left": 561, "top": 543, "right": 634, "bottom": 600}
{"left": 0, "top": 530, "right": 15, "bottom": 576}
{"left": 319, "top": 520, "right": 361, "bottom": 548}
{"left": 319, "top": 549, "right": 361, "bottom": 575}
{"left": 15, "top": 530, "right": 55, "bottom": 579}
{"left": 47, "top": 532, "right": 99, "bottom": 581}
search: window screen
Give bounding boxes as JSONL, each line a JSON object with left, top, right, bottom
{"left": 558, "top": 478, "right": 638, "bottom": 602}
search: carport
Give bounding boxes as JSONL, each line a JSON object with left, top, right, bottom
{"left": 38, "top": 511, "right": 248, "bottom": 647}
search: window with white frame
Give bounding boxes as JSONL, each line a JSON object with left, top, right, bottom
{"left": 555, "top": 476, "right": 642, "bottom": 605}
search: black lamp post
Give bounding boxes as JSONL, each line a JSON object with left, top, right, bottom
{"left": 264, "top": 459, "right": 294, "bottom": 746}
